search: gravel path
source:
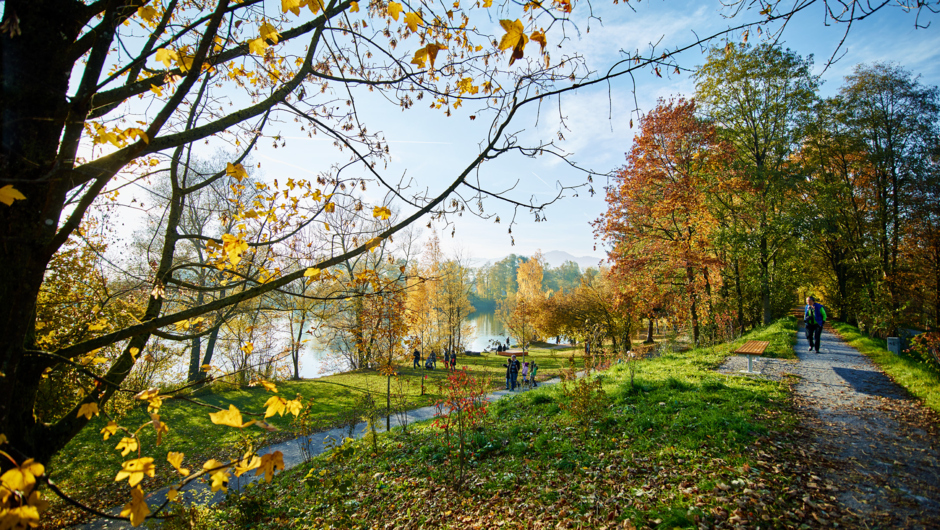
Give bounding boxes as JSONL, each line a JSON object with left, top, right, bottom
{"left": 721, "top": 324, "right": 940, "bottom": 528}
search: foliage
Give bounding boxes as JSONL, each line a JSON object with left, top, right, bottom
{"left": 431, "top": 368, "right": 489, "bottom": 486}
{"left": 908, "top": 332, "right": 940, "bottom": 374}
{"left": 597, "top": 97, "right": 730, "bottom": 346}
{"left": 1, "top": 0, "right": 936, "bottom": 525}
{"left": 559, "top": 373, "right": 608, "bottom": 431}
{"left": 695, "top": 43, "right": 818, "bottom": 327}
{"left": 193, "top": 318, "right": 862, "bottom": 529}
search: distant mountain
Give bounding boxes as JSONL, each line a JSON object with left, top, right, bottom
{"left": 474, "top": 250, "right": 604, "bottom": 271}
{"left": 541, "top": 250, "right": 604, "bottom": 271}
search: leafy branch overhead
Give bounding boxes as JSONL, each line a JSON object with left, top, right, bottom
{"left": 0, "top": 0, "right": 935, "bottom": 527}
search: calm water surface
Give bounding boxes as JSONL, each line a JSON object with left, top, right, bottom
{"left": 300, "top": 311, "right": 515, "bottom": 378}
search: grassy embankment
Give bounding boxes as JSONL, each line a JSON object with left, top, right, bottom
{"left": 830, "top": 322, "right": 940, "bottom": 414}
{"left": 44, "top": 344, "right": 583, "bottom": 526}
{"left": 160, "top": 318, "right": 855, "bottom": 529}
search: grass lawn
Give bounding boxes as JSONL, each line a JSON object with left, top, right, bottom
{"left": 830, "top": 322, "right": 940, "bottom": 414}
{"left": 154, "top": 318, "right": 854, "bottom": 529}
{"left": 44, "top": 344, "right": 585, "bottom": 526}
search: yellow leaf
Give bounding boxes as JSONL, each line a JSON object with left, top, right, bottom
{"left": 115, "top": 437, "right": 139, "bottom": 457}
{"left": 154, "top": 48, "right": 178, "bottom": 68}
{"left": 77, "top": 402, "right": 99, "bottom": 420}
{"left": 0, "top": 185, "right": 26, "bottom": 206}
{"left": 1, "top": 458, "right": 44, "bottom": 494}
{"left": 350, "top": 1, "right": 359, "bottom": 11}
{"left": 530, "top": 30, "right": 547, "bottom": 52}
{"left": 498, "top": 19, "right": 528, "bottom": 65}
{"left": 259, "top": 22, "right": 280, "bottom": 44}
{"left": 249, "top": 37, "right": 267, "bottom": 55}
{"left": 260, "top": 380, "right": 278, "bottom": 393}
{"left": 281, "top": 0, "right": 304, "bottom": 14}
{"left": 120, "top": 485, "right": 150, "bottom": 527}
{"left": 151, "top": 414, "right": 169, "bottom": 444}
{"left": 115, "top": 457, "right": 155, "bottom": 487}
{"left": 457, "top": 77, "right": 478, "bottom": 95}
{"left": 264, "top": 396, "right": 287, "bottom": 418}
{"left": 365, "top": 237, "right": 383, "bottom": 252}
{"left": 129, "top": 347, "right": 140, "bottom": 359}
{"left": 167, "top": 487, "right": 179, "bottom": 502}
{"left": 324, "top": 202, "right": 335, "bottom": 213}
{"left": 388, "top": 1, "right": 403, "bottom": 20}
{"left": 304, "top": 267, "right": 321, "bottom": 279}
{"left": 284, "top": 398, "right": 303, "bottom": 416}
{"left": 412, "top": 43, "right": 447, "bottom": 70}
{"left": 167, "top": 452, "right": 190, "bottom": 477}
{"left": 135, "top": 388, "right": 159, "bottom": 401}
{"left": 123, "top": 127, "right": 149, "bottom": 144}
{"left": 101, "top": 421, "right": 119, "bottom": 441}
{"left": 372, "top": 206, "right": 392, "bottom": 220}
{"left": 254, "top": 451, "right": 284, "bottom": 483}
{"left": 208, "top": 404, "right": 254, "bottom": 428}
{"left": 202, "top": 460, "right": 230, "bottom": 491}
{"left": 411, "top": 47, "right": 428, "bottom": 69}
{"left": 241, "top": 342, "right": 254, "bottom": 356}
{"left": 307, "top": 0, "right": 325, "bottom": 14}
{"left": 233, "top": 453, "right": 261, "bottom": 477}
{"left": 137, "top": 5, "right": 158, "bottom": 23}
{"left": 201, "top": 364, "right": 212, "bottom": 372}
{"left": 226, "top": 162, "right": 248, "bottom": 182}
{"left": 221, "top": 233, "right": 249, "bottom": 267}
{"left": 403, "top": 12, "right": 422, "bottom": 33}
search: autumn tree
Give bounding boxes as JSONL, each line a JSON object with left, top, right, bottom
{"left": 597, "top": 98, "right": 729, "bottom": 345}
{"left": 498, "top": 251, "right": 547, "bottom": 357}
{"left": 840, "top": 63, "right": 940, "bottom": 332}
{"left": 695, "top": 43, "right": 818, "bottom": 325}
{"left": 1, "top": 0, "right": 935, "bottom": 525}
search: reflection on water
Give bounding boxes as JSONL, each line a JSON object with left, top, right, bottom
{"left": 466, "top": 311, "right": 508, "bottom": 351}
{"left": 299, "top": 311, "right": 523, "bottom": 378}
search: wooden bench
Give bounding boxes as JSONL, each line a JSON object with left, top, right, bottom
{"left": 735, "top": 340, "right": 769, "bottom": 374}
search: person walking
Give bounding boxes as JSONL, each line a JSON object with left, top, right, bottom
{"left": 413, "top": 348, "right": 421, "bottom": 369}
{"left": 450, "top": 351, "right": 457, "bottom": 371}
{"left": 503, "top": 354, "right": 521, "bottom": 391}
{"left": 530, "top": 361, "right": 539, "bottom": 387}
{"left": 804, "top": 296, "right": 828, "bottom": 353}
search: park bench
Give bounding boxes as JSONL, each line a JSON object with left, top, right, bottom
{"left": 735, "top": 340, "right": 768, "bottom": 374}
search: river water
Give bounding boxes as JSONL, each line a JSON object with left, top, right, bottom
{"left": 299, "top": 311, "right": 508, "bottom": 378}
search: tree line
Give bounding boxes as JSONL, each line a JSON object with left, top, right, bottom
{"left": 597, "top": 44, "right": 940, "bottom": 345}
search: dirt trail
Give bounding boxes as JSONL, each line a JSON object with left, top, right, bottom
{"left": 723, "top": 325, "right": 940, "bottom": 528}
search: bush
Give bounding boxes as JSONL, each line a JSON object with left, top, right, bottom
{"left": 907, "top": 332, "right": 940, "bottom": 374}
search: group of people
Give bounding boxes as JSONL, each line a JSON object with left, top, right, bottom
{"left": 412, "top": 348, "right": 458, "bottom": 371}
{"left": 502, "top": 354, "right": 538, "bottom": 391}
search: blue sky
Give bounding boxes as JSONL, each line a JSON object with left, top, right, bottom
{"left": 79, "top": 1, "right": 939, "bottom": 267}
{"left": 242, "top": 0, "right": 940, "bottom": 265}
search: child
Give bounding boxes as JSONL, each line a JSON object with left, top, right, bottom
{"left": 530, "top": 361, "right": 538, "bottom": 387}
{"left": 521, "top": 361, "right": 529, "bottom": 388}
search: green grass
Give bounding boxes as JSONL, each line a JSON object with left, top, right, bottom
{"left": 155, "top": 319, "right": 851, "bottom": 529}
{"left": 46, "top": 344, "right": 584, "bottom": 526}
{"left": 831, "top": 322, "right": 940, "bottom": 414}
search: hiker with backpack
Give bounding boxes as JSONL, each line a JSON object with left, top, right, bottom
{"left": 804, "top": 296, "right": 828, "bottom": 353}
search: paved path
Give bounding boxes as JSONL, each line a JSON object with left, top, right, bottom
{"left": 76, "top": 375, "right": 561, "bottom": 528}
{"left": 721, "top": 325, "right": 940, "bottom": 528}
